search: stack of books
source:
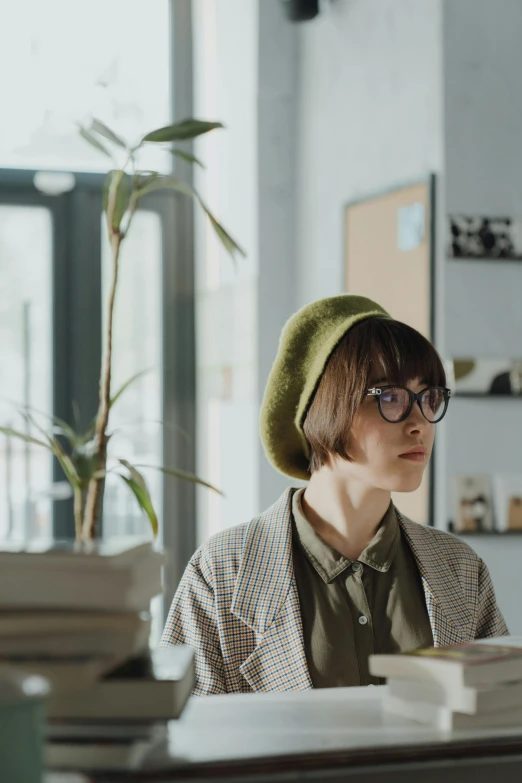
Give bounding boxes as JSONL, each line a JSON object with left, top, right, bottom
{"left": 370, "top": 636, "right": 522, "bottom": 730}
{"left": 45, "top": 646, "right": 194, "bottom": 771}
{"left": 0, "top": 538, "right": 194, "bottom": 771}
{"left": 0, "top": 538, "right": 166, "bottom": 691}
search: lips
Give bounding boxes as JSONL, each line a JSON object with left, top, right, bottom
{"left": 399, "top": 447, "right": 427, "bottom": 457}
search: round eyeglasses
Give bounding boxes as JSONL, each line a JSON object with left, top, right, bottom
{"left": 366, "top": 385, "right": 451, "bottom": 424}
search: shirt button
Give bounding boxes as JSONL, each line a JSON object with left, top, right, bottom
{"left": 352, "top": 562, "right": 361, "bottom": 572}
{"left": 358, "top": 615, "right": 368, "bottom": 626}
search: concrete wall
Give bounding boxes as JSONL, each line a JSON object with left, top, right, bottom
{"left": 295, "top": 0, "right": 444, "bottom": 309}
{"left": 257, "top": 1, "right": 302, "bottom": 510}
{"left": 442, "top": 0, "right": 522, "bottom": 633}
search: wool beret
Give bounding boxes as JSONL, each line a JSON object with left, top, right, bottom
{"left": 260, "top": 294, "right": 391, "bottom": 480}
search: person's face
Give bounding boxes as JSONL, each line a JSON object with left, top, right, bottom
{"left": 342, "top": 377, "right": 436, "bottom": 493}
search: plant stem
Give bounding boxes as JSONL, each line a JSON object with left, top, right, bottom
{"left": 73, "top": 486, "right": 83, "bottom": 541}
{"left": 82, "top": 232, "right": 122, "bottom": 539}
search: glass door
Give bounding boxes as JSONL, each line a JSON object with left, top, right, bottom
{"left": 0, "top": 204, "right": 53, "bottom": 540}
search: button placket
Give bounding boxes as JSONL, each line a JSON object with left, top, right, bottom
{"left": 344, "top": 564, "right": 375, "bottom": 685}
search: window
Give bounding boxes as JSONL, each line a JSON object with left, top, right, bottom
{"left": 0, "top": 0, "right": 172, "bottom": 544}
{"left": 0, "top": 205, "right": 53, "bottom": 539}
{"left": 0, "top": 0, "right": 170, "bottom": 173}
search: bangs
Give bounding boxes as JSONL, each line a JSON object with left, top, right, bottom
{"left": 359, "top": 318, "right": 446, "bottom": 391}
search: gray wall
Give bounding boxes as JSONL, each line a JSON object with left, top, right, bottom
{"left": 257, "top": 2, "right": 303, "bottom": 510}
{"left": 295, "top": 0, "right": 443, "bottom": 309}
{"left": 442, "top": 0, "right": 522, "bottom": 633}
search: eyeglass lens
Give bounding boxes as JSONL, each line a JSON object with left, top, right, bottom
{"left": 379, "top": 387, "right": 445, "bottom": 422}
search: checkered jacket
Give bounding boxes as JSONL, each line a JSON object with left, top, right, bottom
{"left": 161, "top": 488, "right": 508, "bottom": 695}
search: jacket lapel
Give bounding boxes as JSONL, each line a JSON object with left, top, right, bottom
{"left": 398, "top": 512, "right": 474, "bottom": 646}
{"left": 231, "top": 488, "right": 313, "bottom": 692}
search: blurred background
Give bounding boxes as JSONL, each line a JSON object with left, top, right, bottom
{"left": 1, "top": 0, "right": 522, "bottom": 636}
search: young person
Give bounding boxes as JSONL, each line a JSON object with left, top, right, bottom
{"left": 161, "top": 294, "right": 507, "bottom": 694}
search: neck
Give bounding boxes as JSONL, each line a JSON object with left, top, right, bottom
{"left": 301, "top": 462, "right": 392, "bottom": 561}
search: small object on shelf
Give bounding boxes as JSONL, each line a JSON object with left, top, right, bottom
{"left": 452, "top": 475, "right": 494, "bottom": 533}
{"left": 493, "top": 474, "right": 522, "bottom": 532}
{"left": 445, "top": 357, "right": 522, "bottom": 396}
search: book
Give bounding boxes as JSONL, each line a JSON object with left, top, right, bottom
{"left": 0, "top": 611, "right": 151, "bottom": 657}
{"left": 47, "top": 645, "right": 195, "bottom": 720}
{"left": 383, "top": 693, "right": 522, "bottom": 730}
{"left": 0, "top": 654, "right": 122, "bottom": 692}
{"left": 0, "top": 539, "right": 166, "bottom": 611}
{"left": 47, "top": 721, "right": 167, "bottom": 741}
{"left": 46, "top": 729, "right": 168, "bottom": 771}
{"left": 369, "top": 642, "right": 522, "bottom": 689}
{"left": 388, "top": 676, "right": 522, "bottom": 715}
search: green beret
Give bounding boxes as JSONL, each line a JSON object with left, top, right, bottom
{"left": 260, "top": 294, "right": 391, "bottom": 480}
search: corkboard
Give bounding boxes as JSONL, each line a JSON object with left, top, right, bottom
{"left": 344, "top": 178, "right": 435, "bottom": 525}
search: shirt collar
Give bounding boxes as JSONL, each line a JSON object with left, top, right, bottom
{"left": 291, "top": 488, "right": 400, "bottom": 584}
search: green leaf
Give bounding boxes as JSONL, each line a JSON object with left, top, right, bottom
{"left": 133, "top": 463, "right": 224, "bottom": 496}
{"left": 91, "top": 118, "right": 127, "bottom": 149}
{"left": 103, "top": 170, "right": 132, "bottom": 232}
{"left": 110, "top": 369, "right": 152, "bottom": 409}
{"left": 171, "top": 148, "right": 205, "bottom": 168}
{"left": 0, "top": 427, "right": 51, "bottom": 451}
{"left": 117, "top": 460, "right": 158, "bottom": 537}
{"left": 142, "top": 119, "right": 223, "bottom": 143}
{"left": 134, "top": 176, "right": 245, "bottom": 260}
{"left": 206, "top": 212, "right": 246, "bottom": 260}
{"left": 78, "top": 125, "right": 112, "bottom": 159}
{"left": 19, "top": 413, "right": 82, "bottom": 490}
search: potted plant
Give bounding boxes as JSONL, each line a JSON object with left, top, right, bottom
{"left": 1, "top": 117, "right": 244, "bottom": 543}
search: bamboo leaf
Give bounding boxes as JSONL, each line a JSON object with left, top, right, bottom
{"left": 133, "top": 463, "right": 224, "bottom": 496}
{"left": 171, "top": 148, "right": 205, "bottom": 168}
{"left": 117, "top": 460, "right": 158, "bottom": 537}
{"left": 134, "top": 176, "right": 245, "bottom": 260}
{"left": 142, "top": 119, "right": 223, "bottom": 143}
{"left": 110, "top": 368, "right": 153, "bottom": 409}
{"left": 206, "top": 212, "right": 246, "bottom": 260}
{"left": 18, "top": 410, "right": 83, "bottom": 490}
{"left": 91, "top": 118, "right": 127, "bottom": 149}
{"left": 103, "top": 170, "right": 132, "bottom": 232}
{"left": 78, "top": 125, "right": 112, "bottom": 159}
{"left": 0, "top": 427, "right": 51, "bottom": 451}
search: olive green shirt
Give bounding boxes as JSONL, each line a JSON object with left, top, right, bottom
{"left": 291, "top": 488, "right": 433, "bottom": 688}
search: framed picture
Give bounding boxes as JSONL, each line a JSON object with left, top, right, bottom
{"left": 447, "top": 215, "right": 522, "bottom": 260}
{"left": 344, "top": 176, "right": 435, "bottom": 526}
{"left": 492, "top": 475, "right": 522, "bottom": 532}
{"left": 445, "top": 358, "right": 522, "bottom": 396}
{"left": 452, "top": 475, "right": 494, "bottom": 534}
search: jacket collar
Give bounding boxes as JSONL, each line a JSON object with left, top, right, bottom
{"left": 231, "top": 488, "right": 296, "bottom": 636}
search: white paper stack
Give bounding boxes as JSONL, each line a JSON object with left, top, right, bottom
{"left": 370, "top": 636, "right": 522, "bottom": 730}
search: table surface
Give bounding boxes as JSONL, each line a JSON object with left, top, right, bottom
{"left": 46, "top": 685, "right": 522, "bottom": 781}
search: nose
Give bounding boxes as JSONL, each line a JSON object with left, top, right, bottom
{"left": 406, "top": 398, "right": 428, "bottom": 429}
